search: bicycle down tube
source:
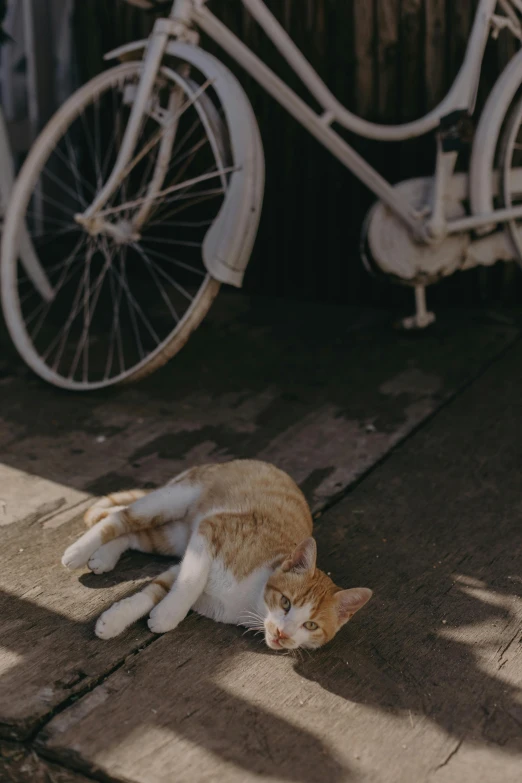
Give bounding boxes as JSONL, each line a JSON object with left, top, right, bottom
{"left": 191, "top": 3, "right": 426, "bottom": 241}
{"left": 190, "top": 0, "right": 505, "bottom": 240}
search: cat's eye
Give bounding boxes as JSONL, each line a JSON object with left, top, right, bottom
{"left": 280, "top": 595, "right": 291, "bottom": 612}
{"left": 304, "top": 621, "right": 318, "bottom": 631}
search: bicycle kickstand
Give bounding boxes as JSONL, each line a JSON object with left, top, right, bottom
{"left": 399, "top": 284, "right": 436, "bottom": 330}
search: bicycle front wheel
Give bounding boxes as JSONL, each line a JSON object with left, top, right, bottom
{"left": 499, "top": 92, "right": 522, "bottom": 265}
{"left": 1, "top": 62, "right": 232, "bottom": 390}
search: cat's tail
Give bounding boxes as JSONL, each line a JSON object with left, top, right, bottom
{"left": 84, "top": 489, "right": 150, "bottom": 528}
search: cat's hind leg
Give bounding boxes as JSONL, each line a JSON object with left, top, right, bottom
{"left": 87, "top": 521, "right": 190, "bottom": 574}
{"left": 62, "top": 481, "right": 201, "bottom": 570}
{"left": 148, "top": 533, "right": 211, "bottom": 634}
{"left": 87, "top": 534, "right": 134, "bottom": 574}
{"left": 95, "top": 564, "right": 181, "bottom": 639}
{"left": 84, "top": 491, "right": 149, "bottom": 528}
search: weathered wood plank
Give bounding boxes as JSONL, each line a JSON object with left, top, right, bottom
{"left": 35, "top": 335, "right": 522, "bottom": 783}
{"left": 447, "top": 0, "right": 474, "bottom": 82}
{"left": 400, "top": 0, "right": 423, "bottom": 121}
{"left": 0, "top": 740, "right": 92, "bottom": 783}
{"left": 0, "top": 464, "right": 89, "bottom": 528}
{"left": 0, "top": 296, "right": 520, "bottom": 741}
{"left": 425, "top": 0, "right": 447, "bottom": 108}
{"left": 376, "top": 0, "right": 400, "bottom": 121}
{"left": 1, "top": 298, "right": 520, "bottom": 518}
{"left": 352, "top": 0, "right": 375, "bottom": 118}
{"left": 0, "top": 507, "right": 158, "bottom": 740}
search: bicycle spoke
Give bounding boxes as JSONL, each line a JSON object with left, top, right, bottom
{"left": 153, "top": 187, "right": 224, "bottom": 215}
{"left": 147, "top": 218, "right": 213, "bottom": 229}
{"left": 151, "top": 160, "right": 226, "bottom": 223}
{"left": 31, "top": 191, "right": 78, "bottom": 218}
{"left": 78, "top": 247, "right": 94, "bottom": 380}
{"left": 169, "top": 136, "right": 209, "bottom": 189}
{"left": 96, "top": 167, "right": 233, "bottom": 218}
{"left": 138, "top": 244, "right": 206, "bottom": 277}
{"left": 69, "top": 238, "right": 118, "bottom": 380}
{"left": 133, "top": 142, "right": 160, "bottom": 204}
{"left": 120, "top": 260, "right": 145, "bottom": 363}
{"left": 80, "top": 105, "right": 100, "bottom": 191}
{"left": 26, "top": 211, "right": 77, "bottom": 230}
{"left": 18, "top": 227, "right": 80, "bottom": 273}
{"left": 140, "top": 236, "right": 201, "bottom": 249}
{"left": 42, "top": 241, "right": 95, "bottom": 367}
{"left": 132, "top": 242, "right": 180, "bottom": 322}
{"left": 170, "top": 115, "right": 202, "bottom": 163}
{"left": 144, "top": 255, "right": 194, "bottom": 303}
{"left": 117, "top": 79, "right": 213, "bottom": 185}
{"left": 60, "top": 134, "right": 96, "bottom": 203}
{"left": 105, "top": 251, "right": 127, "bottom": 379}
{"left": 163, "top": 134, "right": 209, "bottom": 190}
{"left": 40, "top": 165, "right": 86, "bottom": 207}
{"left": 149, "top": 190, "right": 224, "bottom": 223}
{"left": 27, "top": 236, "right": 89, "bottom": 338}
{"left": 18, "top": 230, "right": 82, "bottom": 291}
{"left": 93, "top": 90, "right": 103, "bottom": 190}
{"left": 101, "top": 86, "right": 119, "bottom": 183}
{"left": 110, "top": 260, "right": 160, "bottom": 348}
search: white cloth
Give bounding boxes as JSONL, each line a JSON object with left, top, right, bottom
{"left": 0, "top": 0, "right": 76, "bottom": 150}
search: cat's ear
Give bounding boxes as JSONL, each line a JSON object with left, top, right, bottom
{"left": 282, "top": 537, "right": 317, "bottom": 574}
{"left": 334, "top": 587, "right": 372, "bottom": 625}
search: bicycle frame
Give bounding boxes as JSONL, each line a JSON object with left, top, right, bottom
{"left": 88, "top": 0, "right": 522, "bottom": 245}
{"left": 191, "top": 0, "right": 516, "bottom": 241}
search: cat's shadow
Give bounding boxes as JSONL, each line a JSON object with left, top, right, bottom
{"left": 80, "top": 550, "right": 522, "bottom": 772}
{"left": 78, "top": 552, "right": 177, "bottom": 589}
{"left": 290, "top": 576, "right": 522, "bottom": 759}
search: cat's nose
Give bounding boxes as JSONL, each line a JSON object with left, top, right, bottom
{"left": 276, "top": 628, "right": 289, "bottom": 640}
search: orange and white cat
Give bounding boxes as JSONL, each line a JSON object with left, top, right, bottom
{"left": 62, "top": 460, "right": 372, "bottom": 649}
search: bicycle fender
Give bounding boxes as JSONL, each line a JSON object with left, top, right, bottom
{"left": 104, "top": 41, "right": 149, "bottom": 63}
{"left": 469, "top": 48, "right": 522, "bottom": 227}
{"left": 105, "top": 40, "right": 264, "bottom": 287}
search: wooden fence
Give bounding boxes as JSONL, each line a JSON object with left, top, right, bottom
{"left": 73, "top": 1, "right": 521, "bottom": 307}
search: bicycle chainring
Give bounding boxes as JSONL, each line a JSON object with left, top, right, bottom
{"left": 363, "top": 178, "right": 470, "bottom": 286}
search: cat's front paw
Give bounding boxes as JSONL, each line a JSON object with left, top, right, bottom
{"left": 62, "top": 541, "right": 91, "bottom": 570}
{"left": 88, "top": 546, "right": 118, "bottom": 574}
{"left": 95, "top": 605, "right": 126, "bottom": 639}
{"left": 148, "top": 603, "right": 184, "bottom": 634}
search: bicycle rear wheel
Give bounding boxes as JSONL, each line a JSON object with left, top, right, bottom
{"left": 1, "top": 62, "right": 232, "bottom": 389}
{"left": 500, "top": 92, "right": 522, "bottom": 265}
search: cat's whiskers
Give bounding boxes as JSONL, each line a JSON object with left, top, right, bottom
{"left": 239, "top": 617, "right": 265, "bottom": 629}
{"left": 241, "top": 625, "right": 265, "bottom": 636}
{"left": 238, "top": 609, "right": 265, "bottom": 629}
{"left": 239, "top": 607, "right": 265, "bottom": 621}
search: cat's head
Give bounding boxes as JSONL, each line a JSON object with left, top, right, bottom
{"left": 263, "top": 538, "right": 372, "bottom": 651}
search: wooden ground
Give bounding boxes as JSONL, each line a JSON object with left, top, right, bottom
{"left": 1, "top": 294, "right": 521, "bottom": 783}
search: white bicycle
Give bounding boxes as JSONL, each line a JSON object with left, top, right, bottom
{"left": 3, "top": 0, "right": 522, "bottom": 390}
